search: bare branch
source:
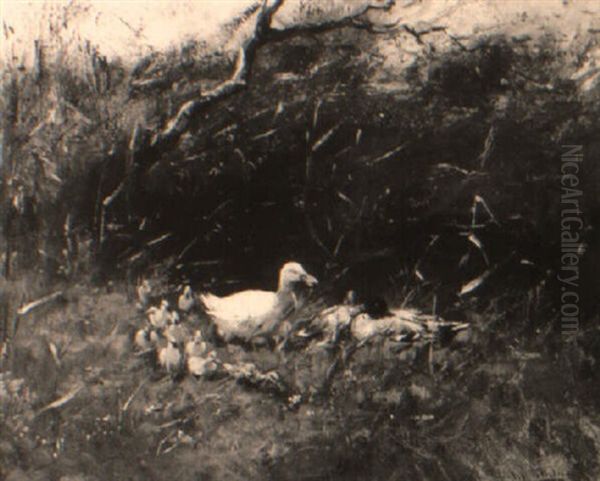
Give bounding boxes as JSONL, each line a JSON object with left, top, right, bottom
{"left": 150, "top": 0, "right": 285, "bottom": 152}
{"left": 140, "top": 0, "right": 397, "bottom": 171}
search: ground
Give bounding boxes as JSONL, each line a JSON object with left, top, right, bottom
{"left": 1, "top": 275, "right": 598, "bottom": 481}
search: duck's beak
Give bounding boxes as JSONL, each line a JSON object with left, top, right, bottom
{"left": 303, "top": 274, "right": 318, "bottom": 287}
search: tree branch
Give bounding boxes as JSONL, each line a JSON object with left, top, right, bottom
{"left": 144, "top": 0, "right": 397, "bottom": 162}
{"left": 150, "top": 0, "right": 285, "bottom": 153}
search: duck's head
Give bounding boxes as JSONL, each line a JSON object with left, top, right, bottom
{"left": 183, "top": 285, "right": 192, "bottom": 297}
{"left": 193, "top": 329, "right": 203, "bottom": 341}
{"left": 278, "top": 262, "right": 318, "bottom": 291}
{"left": 160, "top": 299, "right": 169, "bottom": 310}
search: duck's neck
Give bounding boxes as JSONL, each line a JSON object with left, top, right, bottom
{"left": 277, "top": 285, "right": 296, "bottom": 311}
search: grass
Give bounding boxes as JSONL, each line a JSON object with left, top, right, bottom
{"left": 0, "top": 273, "right": 598, "bottom": 481}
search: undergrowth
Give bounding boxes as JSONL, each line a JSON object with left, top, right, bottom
{"left": 1, "top": 274, "right": 598, "bottom": 481}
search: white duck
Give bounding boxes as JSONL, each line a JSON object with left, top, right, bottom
{"left": 158, "top": 336, "right": 183, "bottom": 373}
{"left": 185, "top": 330, "right": 207, "bottom": 358}
{"left": 147, "top": 300, "right": 170, "bottom": 329}
{"left": 178, "top": 285, "right": 195, "bottom": 313}
{"left": 200, "top": 262, "right": 318, "bottom": 342}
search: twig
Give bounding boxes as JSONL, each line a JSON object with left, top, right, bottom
{"left": 466, "top": 232, "right": 490, "bottom": 265}
{"left": 311, "top": 122, "right": 341, "bottom": 153}
{"left": 156, "top": 433, "right": 172, "bottom": 456}
{"left": 205, "top": 199, "right": 233, "bottom": 221}
{"left": 99, "top": 180, "right": 126, "bottom": 244}
{"left": 369, "top": 142, "right": 407, "bottom": 165}
{"left": 17, "top": 291, "right": 64, "bottom": 316}
{"left": 35, "top": 385, "right": 83, "bottom": 417}
{"left": 478, "top": 123, "right": 497, "bottom": 168}
{"left": 312, "top": 98, "right": 323, "bottom": 130}
{"left": 252, "top": 128, "right": 277, "bottom": 141}
{"left": 102, "top": 181, "right": 126, "bottom": 208}
{"left": 147, "top": 232, "right": 173, "bottom": 247}
{"left": 459, "top": 269, "right": 492, "bottom": 296}
{"left": 121, "top": 379, "right": 147, "bottom": 412}
{"left": 333, "top": 233, "right": 345, "bottom": 258}
{"left": 472, "top": 194, "right": 499, "bottom": 226}
{"left": 214, "top": 123, "right": 238, "bottom": 138}
{"left": 176, "top": 237, "right": 198, "bottom": 262}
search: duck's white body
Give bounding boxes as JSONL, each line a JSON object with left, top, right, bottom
{"left": 200, "top": 262, "right": 317, "bottom": 343}
{"left": 201, "top": 290, "right": 295, "bottom": 341}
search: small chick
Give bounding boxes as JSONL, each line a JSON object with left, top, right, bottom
{"left": 187, "top": 351, "right": 219, "bottom": 378}
{"left": 158, "top": 337, "right": 182, "bottom": 373}
{"left": 136, "top": 279, "right": 152, "bottom": 310}
{"left": 165, "top": 312, "right": 189, "bottom": 345}
{"left": 147, "top": 300, "right": 170, "bottom": 329}
{"left": 134, "top": 326, "right": 156, "bottom": 350}
{"left": 185, "top": 330, "right": 207, "bottom": 358}
{"left": 178, "top": 285, "right": 195, "bottom": 313}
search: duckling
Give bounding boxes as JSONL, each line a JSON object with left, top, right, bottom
{"left": 147, "top": 300, "right": 170, "bottom": 329}
{"left": 134, "top": 326, "right": 157, "bottom": 350}
{"left": 185, "top": 330, "right": 207, "bottom": 358}
{"left": 187, "top": 351, "right": 219, "bottom": 378}
{"left": 158, "top": 337, "right": 183, "bottom": 373}
{"left": 200, "top": 261, "right": 318, "bottom": 343}
{"left": 136, "top": 279, "right": 152, "bottom": 310}
{"left": 178, "top": 285, "right": 195, "bottom": 313}
{"left": 165, "top": 311, "right": 189, "bottom": 345}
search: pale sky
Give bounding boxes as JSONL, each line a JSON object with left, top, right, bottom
{"left": 2, "top": 0, "right": 600, "bottom": 80}
{"left": 0, "top": 0, "right": 254, "bottom": 66}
